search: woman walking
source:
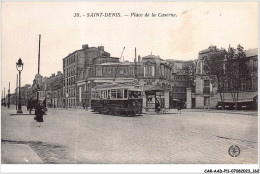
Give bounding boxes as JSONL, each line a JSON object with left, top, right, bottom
{"left": 35, "top": 101, "right": 44, "bottom": 127}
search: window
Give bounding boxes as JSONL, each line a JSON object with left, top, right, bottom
{"left": 101, "top": 91, "right": 104, "bottom": 99}
{"left": 96, "top": 67, "right": 103, "bottom": 77}
{"left": 116, "top": 89, "right": 123, "bottom": 98}
{"left": 124, "top": 89, "right": 128, "bottom": 98}
{"left": 129, "top": 91, "right": 141, "bottom": 98}
{"left": 107, "top": 68, "right": 112, "bottom": 75}
{"left": 119, "top": 69, "right": 124, "bottom": 75}
{"left": 79, "top": 87, "right": 82, "bottom": 102}
{"left": 246, "top": 77, "right": 252, "bottom": 91}
{"left": 252, "top": 77, "right": 257, "bottom": 91}
{"left": 145, "top": 63, "right": 155, "bottom": 77}
{"left": 104, "top": 90, "right": 107, "bottom": 99}
{"left": 111, "top": 89, "right": 116, "bottom": 99}
{"left": 204, "top": 97, "right": 210, "bottom": 106}
{"left": 151, "top": 65, "right": 155, "bottom": 76}
{"left": 204, "top": 80, "right": 210, "bottom": 87}
{"left": 204, "top": 80, "right": 211, "bottom": 93}
{"left": 108, "top": 90, "right": 111, "bottom": 99}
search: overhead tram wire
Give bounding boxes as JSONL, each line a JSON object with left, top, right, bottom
{"left": 113, "top": 47, "right": 125, "bottom": 83}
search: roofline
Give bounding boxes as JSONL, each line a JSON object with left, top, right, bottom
{"left": 62, "top": 47, "right": 110, "bottom": 60}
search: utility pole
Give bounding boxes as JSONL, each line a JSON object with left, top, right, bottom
{"left": 38, "top": 34, "right": 41, "bottom": 75}
{"left": 16, "top": 74, "right": 18, "bottom": 110}
{"left": 8, "top": 82, "right": 10, "bottom": 108}
{"left": 113, "top": 47, "right": 125, "bottom": 82}
{"left": 37, "top": 34, "right": 41, "bottom": 103}
{"left": 134, "top": 47, "right": 137, "bottom": 79}
{"left": 4, "top": 87, "right": 6, "bottom": 107}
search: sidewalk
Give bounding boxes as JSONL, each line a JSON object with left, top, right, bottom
{"left": 183, "top": 108, "right": 258, "bottom": 116}
{"left": 1, "top": 143, "right": 43, "bottom": 164}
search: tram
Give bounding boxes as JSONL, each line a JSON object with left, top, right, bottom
{"left": 91, "top": 83, "right": 143, "bottom": 116}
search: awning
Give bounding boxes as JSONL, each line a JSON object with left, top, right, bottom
{"left": 144, "top": 85, "right": 164, "bottom": 92}
{"left": 211, "top": 91, "right": 257, "bottom": 103}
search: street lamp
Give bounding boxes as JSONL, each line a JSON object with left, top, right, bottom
{"left": 16, "top": 58, "right": 24, "bottom": 113}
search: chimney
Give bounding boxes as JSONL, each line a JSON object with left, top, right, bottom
{"left": 98, "top": 46, "right": 104, "bottom": 51}
{"left": 82, "top": 44, "right": 89, "bottom": 49}
{"left": 138, "top": 55, "right": 141, "bottom": 62}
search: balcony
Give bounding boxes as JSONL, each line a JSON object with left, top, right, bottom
{"left": 203, "top": 87, "right": 210, "bottom": 94}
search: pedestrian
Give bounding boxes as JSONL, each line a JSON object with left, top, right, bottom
{"left": 29, "top": 98, "right": 33, "bottom": 114}
{"left": 155, "top": 98, "right": 161, "bottom": 114}
{"left": 27, "top": 99, "right": 30, "bottom": 110}
{"left": 35, "top": 100, "right": 44, "bottom": 127}
{"left": 177, "top": 100, "right": 182, "bottom": 114}
{"left": 43, "top": 98, "right": 46, "bottom": 108}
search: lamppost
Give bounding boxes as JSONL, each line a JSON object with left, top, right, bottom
{"left": 16, "top": 58, "right": 24, "bottom": 113}
{"left": 37, "top": 34, "right": 41, "bottom": 103}
{"left": 8, "top": 82, "right": 10, "bottom": 108}
{"left": 4, "top": 87, "right": 6, "bottom": 107}
{"left": 66, "top": 93, "right": 68, "bottom": 109}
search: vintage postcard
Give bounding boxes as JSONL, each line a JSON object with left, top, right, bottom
{"left": 1, "top": 1, "right": 258, "bottom": 173}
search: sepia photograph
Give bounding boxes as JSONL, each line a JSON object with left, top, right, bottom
{"left": 1, "top": 1, "right": 259, "bottom": 173}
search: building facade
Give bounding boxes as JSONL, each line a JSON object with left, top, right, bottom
{"left": 187, "top": 46, "right": 258, "bottom": 109}
{"left": 76, "top": 54, "right": 176, "bottom": 109}
{"left": 62, "top": 44, "right": 112, "bottom": 108}
{"left": 166, "top": 59, "right": 193, "bottom": 107}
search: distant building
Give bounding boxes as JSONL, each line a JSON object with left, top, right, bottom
{"left": 44, "top": 72, "right": 63, "bottom": 108}
{"left": 62, "top": 44, "right": 113, "bottom": 108}
{"left": 76, "top": 54, "right": 175, "bottom": 110}
{"left": 76, "top": 61, "right": 142, "bottom": 108}
{"left": 166, "top": 59, "right": 193, "bottom": 107}
{"left": 186, "top": 46, "right": 258, "bottom": 109}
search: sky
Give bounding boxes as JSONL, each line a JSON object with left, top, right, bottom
{"left": 1, "top": 1, "right": 258, "bottom": 94}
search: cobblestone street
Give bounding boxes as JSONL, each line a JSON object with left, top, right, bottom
{"left": 1, "top": 105, "right": 258, "bottom": 164}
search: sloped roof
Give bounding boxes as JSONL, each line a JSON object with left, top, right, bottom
{"left": 143, "top": 84, "right": 164, "bottom": 92}
{"left": 142, "top": 54, "right": 164, "bottom": 61}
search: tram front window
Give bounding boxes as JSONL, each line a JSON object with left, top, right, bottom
{"left": 129, "top": 91, "right": 141, "bottom": 98}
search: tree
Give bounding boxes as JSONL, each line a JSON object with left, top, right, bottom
{"left": 225, "top": 44, "right": 246, "bottom": 109}
{"left": 203, "top": 49, "right": 226, "bottom": 107}
{"left": 187, "top": 60, "right": 197, "bottom": 92}
{"left": 203, "top": 44, "right": 247, "bottom": 110}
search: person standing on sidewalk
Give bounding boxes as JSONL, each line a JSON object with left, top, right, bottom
{"left": 28, "top": 98, "right": 33, "bottom": 114}
{"left": 35, "top": 101, "right": 44, "bottom": 127}
{"left": 155, "top": 99, "right": 161, "bottom": 114}
{"left": 177, "top": 100, "right": 182, "bottom": 114}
